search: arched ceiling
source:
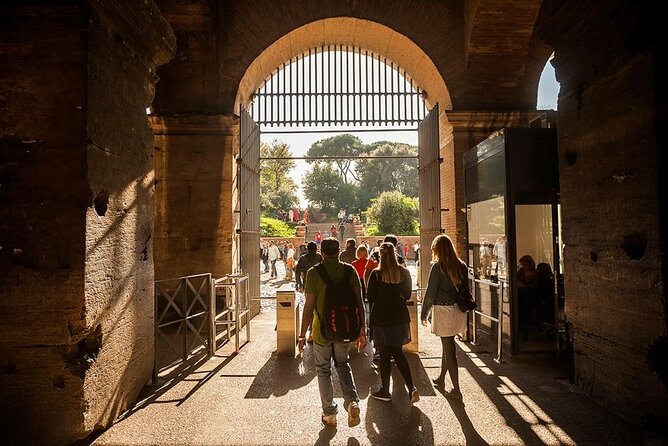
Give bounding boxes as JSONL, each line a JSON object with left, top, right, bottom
{"left": 154, "top": 0, "right": 552, "bottom": 115}
{"left": 234, "top": 18, "right": 451, "bottom": 114}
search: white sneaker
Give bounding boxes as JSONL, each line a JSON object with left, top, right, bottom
{"left": 347, "top": 401, "right": 360, "bottom": 427}
{"left": 321, "top": 413, "right": 337, "bottom": 427}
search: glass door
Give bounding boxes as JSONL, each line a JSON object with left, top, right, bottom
{"left": 514, "top": 204, "right": 556, "bottom": 351}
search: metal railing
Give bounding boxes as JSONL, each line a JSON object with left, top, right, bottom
{"left": 471, "top": 278, "right": 507, "bottom": 363}
{"left": 153, "top": 273, "right": 215, "bottom": 382}
{"left": 213, "top": 274, "right": 251, "bottom": 353}
{"left": 153, "top": 273, "right": 251, "bottom": 382}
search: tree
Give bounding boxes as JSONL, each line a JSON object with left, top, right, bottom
{"left": 365, "top": 191, "right": 419, "bottom": 235}
{"left": 355, "top": 142, "right": 418, "bottom": 210}
{"left": 302, "top": 164, "right": 346, "bottom": 211}
{"left": 260, "top": 140, "right": 298, "bottom": 218}
{"left": 306, "top": 134, "right": 365, "bottom": 184}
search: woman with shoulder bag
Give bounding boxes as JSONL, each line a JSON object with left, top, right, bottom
{"left": 367, "top": 243, "right": 419, "bottom": 404}
{"left": 420, "top": 234, "right": 468, "bottom": 401}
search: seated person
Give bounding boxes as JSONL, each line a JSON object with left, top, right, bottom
{"left": 517, "top": 255, "right": 537, "bottom": 285}
{"left": 517, "top": 255, "right": 538, "bottom": 332}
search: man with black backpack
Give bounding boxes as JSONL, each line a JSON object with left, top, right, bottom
{"left": 298, "top": 238, "right": 367, "bottom": 428}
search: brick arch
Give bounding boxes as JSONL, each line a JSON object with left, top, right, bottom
{"left": 234, "top": 17, "right": 451, "bottom": 114}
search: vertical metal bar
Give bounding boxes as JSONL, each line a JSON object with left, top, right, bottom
{"left": 384, "top": 57, "right": 389, "bottom": 124}
{"left": 282, "top": 62, "right": 286, "bottom": 125}
{"left": 366, "top": 50, "right": 370, "bottom": 124}
{"left": 152, "top": 288, "right": 158, "bottom": 384}
{"left": 322, "top": 46, "right": 326, "bottom": 124}
{"left": 209, "top": 274, "right": 216, "bottom": 356}
{"left": 245, "top": 278, "right": 251, "bottom": 342}
{"left": 389, "top": 61, "right": 393, "bottom": 124}
{"left": 472, "top": 284, "right": 478, "bottom": 345}
{"left": 409, "top": 78, "right": 414, "bottom": 124}
{"left": 334, "top": 45, "right": 338, "bottom": 124}
{"left": 182, "top": 278, "right": 188, "bottom": 361}
{"left": 403, "top": 69, "right": 408, "bottom": 123}
{"left": 345, "top": 46, "right": 349, "bottom": 124}
{"left": 496, "top": 281, "right": 504, "bottom": 363}
{"left": 234, "top": 279, "right": 240, "bottom": 353}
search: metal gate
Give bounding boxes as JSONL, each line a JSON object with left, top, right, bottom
{"left": 418, "top": 103, "right": 441, "bottom": 288}
{"left": 238, "top": 106, "right": 261, "bottom": 306}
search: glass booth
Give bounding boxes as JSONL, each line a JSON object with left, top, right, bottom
{"left": 464, "top": 128, "right": 565, "bottom": 355}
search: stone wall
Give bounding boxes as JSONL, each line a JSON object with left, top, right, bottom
{"left": 542, "top": 1, "right": 667, "bottom": 427}
{"left": 151, "top": 115, "right": 237, "bottom": 280}
{"left": 0, "top": 2, "right": 175, "bottom": 444}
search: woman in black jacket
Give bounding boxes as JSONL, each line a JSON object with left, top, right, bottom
{"left": 367, "top": 243, "right": 419, "bottom": 404}
{"left": 420, "top": 234, "right": 468, "bottom": 400}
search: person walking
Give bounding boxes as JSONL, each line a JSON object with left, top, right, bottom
{"left": 261, "top": 241, "right": 269, "bottom": 273}
{"left": 298, "top": 238, "right": 367, "bottom": 427}
{"left": 295, "top": 241, "right": 322, "bottom": 292}
{"left": 420, "top": 234, "right": 468, "bottom": 401}
{"left": 314, "top": 230, "right": 323, "bottom": 246}
{"left": 339, "top": 238, "right": 357, "bottom": 264}
{"left": 367, "top": 242, "right": 419, "bottom": 403}
{"left": 267, "top": 240, "right": 280, "bottom": 278}
{"left": 285, "top": 243, "right": 296, "bottom": 281}
{"left": 351, "top": 245, "right": 372, "bottom": 341}
{"left": 330, "top": 224, "right": 338, "bottom": 241}
{"left": 339, "top": 221, "right": 346, "bottom": 241}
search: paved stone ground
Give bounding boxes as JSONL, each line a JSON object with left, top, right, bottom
{"left": 91, "top": 263, "right": 661, "bottom": 446}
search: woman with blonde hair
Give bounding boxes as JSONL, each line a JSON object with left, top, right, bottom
{"left": 420, "top": 234, "right": 468, "bottom": 400}
{"left": 367, "top": 243, "right": 419, "bottom": 403}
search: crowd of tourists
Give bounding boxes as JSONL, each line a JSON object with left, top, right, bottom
{"left": 280, "top": 233, "right": 467, "bottom": 428}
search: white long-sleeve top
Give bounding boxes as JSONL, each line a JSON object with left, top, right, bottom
{"left": 268, "top": 245, "right": 280, "bottom": 261}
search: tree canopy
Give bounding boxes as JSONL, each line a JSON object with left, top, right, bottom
{"left": 302, "top": 164, "right": 344, "bottom": 211}
{"left": 260, "top": 140, "right": 299, "bottom": 217}
{"left": 355, "top": 142, "right": 418, "bottom": 210}
{"left": 306, "top": 134, "right": 365, "bottom": 184}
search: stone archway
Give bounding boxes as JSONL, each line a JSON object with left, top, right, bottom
{"left": 232, "top": 17, "right": 461, "bottom": 259}
{"left": 234, "top": 18, "right": 452, "bottom": 113}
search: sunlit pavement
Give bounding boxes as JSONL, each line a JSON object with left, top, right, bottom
{"left": 92, "top": 262, "right": 657, "bottom": 446}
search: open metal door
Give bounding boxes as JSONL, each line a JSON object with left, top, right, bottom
{"left": 238, "top": 106, "right": 260, "bottom": 304}
{"left": 418, "top": 103, "right": 441, "bottom": 289}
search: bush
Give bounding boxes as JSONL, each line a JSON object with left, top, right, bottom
{"left": 260, "top": 216, "right": 295, "bottom": 237}
{"left": 364, "top": 224, "right": 380, "bottom": 236}
{"left": 365, "top": 191, "right": 419, "bottom": 235}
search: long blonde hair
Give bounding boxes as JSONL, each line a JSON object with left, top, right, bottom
{"left": 431, "top": 234, "right": 462, "bottom": 285}
{"left": 377, "top": 242, "right": 403, "bottom": 283}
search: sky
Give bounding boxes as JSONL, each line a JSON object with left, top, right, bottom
{"left": 261, "top": 59, "right": 559, "bottom": 207}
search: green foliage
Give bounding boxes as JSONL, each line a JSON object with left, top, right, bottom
{"left": 260, "top": 216, "right": 295, "bottom": 237}
{"left": 356, "top": 142, "right": 418, "bottom": 210}
{"left": 302, "top": 164, "right": 346, "bottom": 211}
{"left": 364, "top": 224, "right": 380, "bottom": 236}
{"left": 306, "top": 134, "right": 364, "bottom": 184}
{"left": 260, "top": 140, "right": 299, "bottom": 218}
{"left": 365, "top": 191, "right": 419, "bottom": 235}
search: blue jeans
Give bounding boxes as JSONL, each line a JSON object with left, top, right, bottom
{"left": 313, "top": 341, "right": 359, "bottom": 415}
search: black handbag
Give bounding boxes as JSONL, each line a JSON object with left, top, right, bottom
{"left": 454, "top": 281, "right": 476, "bottom": 313}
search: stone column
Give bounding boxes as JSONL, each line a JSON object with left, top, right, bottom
{"left": 443, "top": 111, "right": 545, "bottom": 256}
{"left": 0, "top": 2, "right": 174, "bottom": 444}
{"left": 150, "top": 114, "right": 239, "bottom": 280}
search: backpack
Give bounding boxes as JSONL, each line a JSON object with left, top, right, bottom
{"left": 314, "top": 264, "right": 362, "bottom": 342}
